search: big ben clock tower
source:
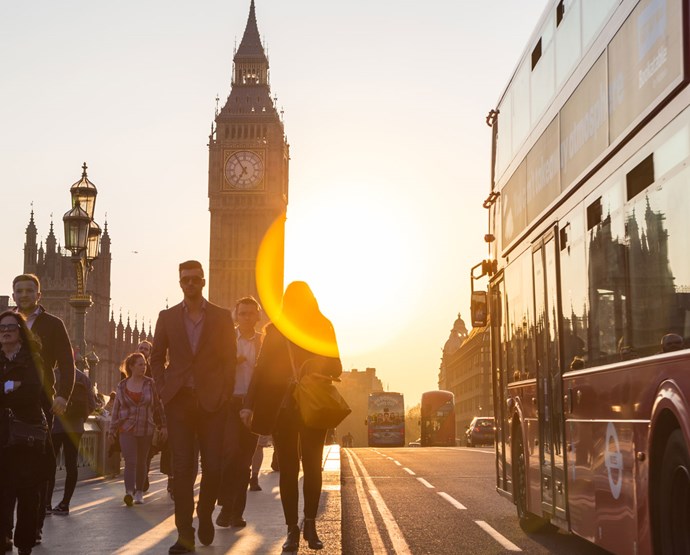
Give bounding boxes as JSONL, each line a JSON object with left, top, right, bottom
{"left": 208, "top": 0, "right": 288, "bottom": 309}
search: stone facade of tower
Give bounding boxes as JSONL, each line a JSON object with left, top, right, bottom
{"left": 208, "top": 0, "right": 289, "bottom": 310}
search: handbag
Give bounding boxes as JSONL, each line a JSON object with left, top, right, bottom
{"left": 6, "top": 410, "right": 48, "bottom": 450}
{"left": 287, "top": 342, "right": 351, "bottom": 429}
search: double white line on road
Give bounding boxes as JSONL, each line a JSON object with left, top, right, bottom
{"left": 347, "top": 449, "right": 412, "bottom": 555}
{"left": 370, "top": 450, "right": 522, "bottom": 552}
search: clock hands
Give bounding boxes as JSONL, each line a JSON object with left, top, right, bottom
{"left": 232, "top": 154, "right": 248, "bottom": 176}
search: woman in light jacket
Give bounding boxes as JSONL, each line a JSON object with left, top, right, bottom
{"left": 108, "top": 352, "right": 166, "bottom": 506}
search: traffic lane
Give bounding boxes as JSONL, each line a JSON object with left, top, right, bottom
{"left": 371, "top": 447, "right": 611, "bottom": 554}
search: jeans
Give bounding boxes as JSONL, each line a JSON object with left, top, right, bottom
{"left": 47, "top": 431, "right": 83, "bottom": 506}
{"left": 119, "top": 433, "right": 153, "bottom": 494}
{"left": 165, "top": 388, "right": 227, "bottom": 541}
{"left": 218, "top": 399, "right": 258, "bottom": 516}
{"left": 272, "top": 406, "right": 327, "bottom": 526}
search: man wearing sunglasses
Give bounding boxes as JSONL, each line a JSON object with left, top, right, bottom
{"left": 10, "top": 273, "right": 75, "bottom": 546}
{"left": 151, "top": 260, "right": 236, "bottom": 554}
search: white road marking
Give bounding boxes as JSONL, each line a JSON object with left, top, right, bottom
{"left": 345, "top": 450, "right": 386, "bottom": 554}
{"left": 416, "top": 477, "right": 435, "bottom": 489}
{"left": 475, "top": 520, "right": 522, "bottom": 551}
{"left": 403, "top": 467, "right": 416, "bottom": 475}
{"left": 393, "top": 460, "right": 402, "bottom": 466}
{"left": 437, "top": 491, "right": 466, "bottom": 510}
{"left": 349, "top": 449, "right": 412, "bottom": 555}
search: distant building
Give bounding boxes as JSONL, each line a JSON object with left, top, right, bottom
{"left": 439, "top": 313, "right": 492, "bottom": 432}
{"left": 337, "top": 368, "right": 383, "bottom": 447}
{"left": 21, "top": 204, "right": 149, "bottom": 396}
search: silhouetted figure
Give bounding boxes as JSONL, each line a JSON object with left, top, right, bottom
{"left": 241, "top": 281, "right": 342, "bottom": 553}
{"left": 151, "top": 260, "right": 236, "bottom": 554}
{"left": 660, "top": 333, "right": 684, "bottom": 353}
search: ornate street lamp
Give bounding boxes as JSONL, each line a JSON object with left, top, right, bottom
{"left": 62, "top": 162, "right": 100, "bottom": 377}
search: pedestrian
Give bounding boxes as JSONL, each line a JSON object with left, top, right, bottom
{"left": 108, "top": 352, "right": 167, "bottom": 506}
{"left": 241, "top": 281, "right": 342, "bottom": 552}
{"left": 151, "top": 260, "right": 236, "bottom": 554}
{"left": 216, "top": 296, "right": 264, "bottom": 528}
{"left": 0, "top": 310, "right": 47, "bottom": 555}
{"left": 46, "top": 367, "right": 97, "bottom": 515}
{"left": 11, "top": 274, "right": 75, "bottom": 545}
{"left": 137, "top": 339, "right": 158, "bottom": 492}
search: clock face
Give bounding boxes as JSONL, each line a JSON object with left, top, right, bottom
{"left": 224, "top": 151, "right": 264, "bottom": 189}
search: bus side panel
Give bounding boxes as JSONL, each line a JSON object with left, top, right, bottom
{"left": 509, "top": 381, "right": 542, "bottom": 516}
{"left": 563, "top": 360, "right": 674, "bottom": 555}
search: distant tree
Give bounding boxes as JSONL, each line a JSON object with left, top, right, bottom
{"left": 405, "top": 403, "right": 421, "bottom": 445}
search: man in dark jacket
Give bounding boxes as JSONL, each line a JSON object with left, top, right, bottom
{"left": 12, "top": 274, "right": 75, "bottom": 543}
{"left": 151, "top": 261, "right": 236, "bottom": 554}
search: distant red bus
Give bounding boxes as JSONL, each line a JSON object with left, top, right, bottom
{"left": 420, "top": 391, "right": 456, "bottom": 447}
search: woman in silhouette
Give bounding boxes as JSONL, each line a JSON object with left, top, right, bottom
{"left": 241, "top": 281, "right": 342, "bottom": 552}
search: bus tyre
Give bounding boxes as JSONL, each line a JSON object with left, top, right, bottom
{"left": 659, "top": 429, "right": 690, "bottom": 554}
{"left": 514, "top": 433, "right": 551, "bottom": 533}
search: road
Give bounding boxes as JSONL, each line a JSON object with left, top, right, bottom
{"left": 341, "top": 446, "right": 611, "bottom": 554}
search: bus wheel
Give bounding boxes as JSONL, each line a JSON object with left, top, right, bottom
{"left": 514, "top": 433, "right": 550, "bottom": 533}
{"left": 659, "top": 429, "right": 690, "bottom": 554}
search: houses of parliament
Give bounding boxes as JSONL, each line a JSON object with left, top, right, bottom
{"left": 8, "top": 1, "right": 288, "bottom": 395}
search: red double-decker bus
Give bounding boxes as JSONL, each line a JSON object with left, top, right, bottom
{"left": 420, "top": 390, "right": 456, "bottom": 447}
{"left": 472, "top": 0, "right": 690, "bottom": 553}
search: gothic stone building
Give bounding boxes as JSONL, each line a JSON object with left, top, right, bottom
{"left": 208, "top": 0, "right": 289, "bottom": 310}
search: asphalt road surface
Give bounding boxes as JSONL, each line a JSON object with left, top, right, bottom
{"left": 341, "top": 446, "right": 611, "bottom": 554}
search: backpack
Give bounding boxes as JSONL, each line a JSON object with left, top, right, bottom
{"left": 65, "top": 379, "right": 90, "bottom": 420}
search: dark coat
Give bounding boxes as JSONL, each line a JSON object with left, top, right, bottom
{"left": 245, "top": 323, "right": 342, "bottom": 435}
{"left": 150, "top": 300, "right": 236, "bottom": 412}
{"left": 31, "top": 307, "right": 75, "bottom": 402}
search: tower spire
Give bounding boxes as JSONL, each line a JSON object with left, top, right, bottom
{"left": 235, "top": 0, "right": 266, "bottom": 61}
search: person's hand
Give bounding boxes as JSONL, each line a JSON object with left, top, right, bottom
{"left": 158, "top": 427, "right": 168, "bottom": 443}
{"left": 240, "top": 409, "right": 253, "bottom": 428}
{"left": 237, "top": 355, "right": 247, "bottom": 364}
{"left": 52, "top": 396, "right": 68, "bottom": 416}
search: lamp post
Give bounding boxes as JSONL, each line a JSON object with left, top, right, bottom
{"left": 62, "top": 162, "right": 101, "bottom": 378}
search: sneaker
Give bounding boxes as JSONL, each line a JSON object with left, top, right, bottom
{"left": 249, "top": 477, "right": 262, "bottom": 491}
{"left": 44, "top": 504, "right": 52, "bottom": 516}
{"left": 124, "top": 492, "right": 134, "bottom": 507}
{"left": 215, "top": 508, "right": 232, "bottom": 528}
{"left": 134, "top": 491, "right": 144, "bottom": 505}
{"left": 52, "top": 502, "right": 69, "bottom": 516}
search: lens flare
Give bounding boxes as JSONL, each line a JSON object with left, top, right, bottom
{"left": 255, "top": 211, "right": 338, "bottom": 357}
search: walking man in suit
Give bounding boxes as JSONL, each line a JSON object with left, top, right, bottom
{"left": 151, "top": 260, "right": 236, "bottom": 554}
{"left": 11, "top": 273, "right": 75, "bottom": 544}
{"left": 216, "top": 296, "right": 264, "bottom": 528}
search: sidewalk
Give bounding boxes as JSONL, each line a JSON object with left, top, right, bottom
{"left": 38, "top": 444, "right": 341, "bottom": 554}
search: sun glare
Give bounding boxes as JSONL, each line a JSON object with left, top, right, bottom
{"left": 275, "top": 180, "right": 427, "bottom": 357}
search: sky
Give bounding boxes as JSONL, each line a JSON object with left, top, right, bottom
{"left": 1, "top": 1, "right": 548, "bottom": 405}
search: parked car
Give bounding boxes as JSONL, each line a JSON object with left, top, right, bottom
{"left": 465, "top": 416, "right": 495, "bottom": 447}
{"left": 408, "top": 438, "right": 421, "bottom": 447}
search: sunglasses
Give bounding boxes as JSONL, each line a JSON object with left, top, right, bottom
{"left": 180, "top": 276, "right": 204, "bottom": 285}
{"left": 0, "top": 323, "right": 19, "bottom": 332}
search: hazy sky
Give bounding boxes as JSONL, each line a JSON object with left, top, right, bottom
{"left": 1, "top": 1, "right": 548, "bottom": 403}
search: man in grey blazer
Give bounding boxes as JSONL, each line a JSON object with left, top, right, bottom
{"left": 151, "top": 260, "right": 236, "bottom": 554}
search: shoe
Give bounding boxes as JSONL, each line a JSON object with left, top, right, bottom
{"left": 303, "top": 518, "right": 324, "bottom": 550}
{"left": 249, "top": 477, "right": 262, "bottom": 491}
{"left": 197, "top": 512, "right": 215, "bottom": 546}
{"left": 215, "top": 507, "right": 232, "bottom": 528}
{"left": 34, "top": 530, "right": 41, "bottom": 545}
{"left": 124, "top": 492, "right": 134, "bottom": 507}
{"left": 134, "top": 491, "right": 144, "bottom": 505}
{"left": 52, "top": 502, "right": 69, "bottom": 515}
{"left": 44, "top": 504, "right": 52, "bottom": 516}
{"left": 230, "top": 516, "right": 247, "bottom": 528}
{"left": 168, "top": 540, "right": 195, "bottom": 554}
{"left": 282, "top": 525, "right": 300, "bottom": 552}
{"left": 17, "top": 549, "right": 31, "bottom": 555}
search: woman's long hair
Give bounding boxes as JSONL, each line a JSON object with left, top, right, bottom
{"left": 120, "top": 352, "right": 146, "bottom": 378}
{"left": 278, "top": 281, "right": 339, "bottom": 358}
